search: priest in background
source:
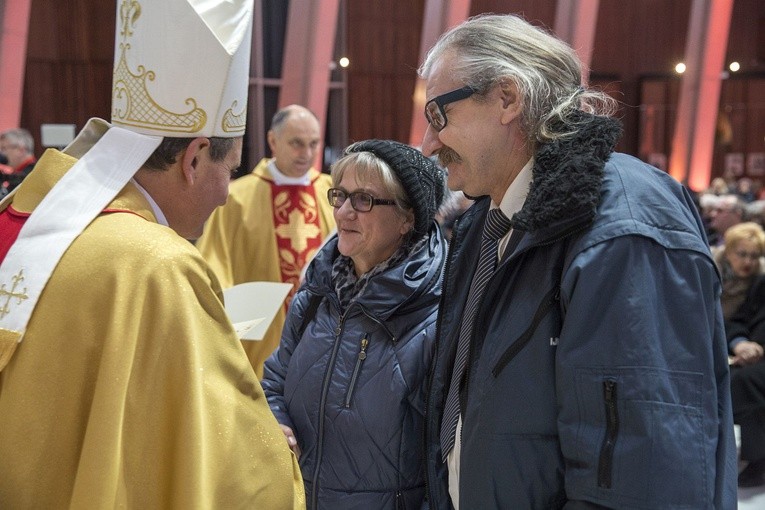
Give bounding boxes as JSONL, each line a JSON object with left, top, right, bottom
{"left": 0, "top": 0, "right": 304, "bottom": 508}
{"left": 197, "top": 104, "right": 336, "bottom": 379}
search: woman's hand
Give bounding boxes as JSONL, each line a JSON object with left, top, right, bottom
{"left": 279, "top": 424, "right": 301, "bottom": 460}
{"left": 732, "top": 340, "right": 764, "bottom": 366}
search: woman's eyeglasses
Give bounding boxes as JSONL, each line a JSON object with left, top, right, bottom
{"left": 327, "top": 188, "right": 396, "bottom": 212}
{"left": 733, "top": 250, "right": 762, "bottom": 261}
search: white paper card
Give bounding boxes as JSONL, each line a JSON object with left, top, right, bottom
{"left": 232, "top": 318, "right": 264, "bottom": 339}
{"left": 223, "top": 281, "right": 293, "bottom": 341}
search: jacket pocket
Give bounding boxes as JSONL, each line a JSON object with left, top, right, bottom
{"left": 566, "top": 368, "right": 705, "bottom": 507}
{"left": 598, "top": 379, "right": 618, "bottom": 489}
{"left": 492, "top": 285, "right": 560, "bottom": 377}
{"left": 344, "top": 335, "right": 369, "bottom": 408}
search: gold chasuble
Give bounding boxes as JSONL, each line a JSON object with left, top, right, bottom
{"left": 196, "top": 158, "right": 335, "bottom": 378}
{"left": 0, "top": 150, "right": 304, "bottom": 509}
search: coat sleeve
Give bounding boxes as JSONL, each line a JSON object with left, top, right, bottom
{"left": 400, "top": 313, "right": 439, "bottom": 416}
{"left": 262, "top": 290, "right": 313, "bottom": 429}
{"left": 555, "top": 235, "right": 737, "bottom": 509}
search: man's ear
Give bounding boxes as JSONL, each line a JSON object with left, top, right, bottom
{"left": 498, "top": 79, "right": 523, "bottom": 125}
{"left": 181, "top": 137, "right": 211, "bottom": 185}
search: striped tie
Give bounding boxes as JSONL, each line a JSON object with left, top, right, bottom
{"left": 440, "top": 208, "right": 512, "bottom": 461}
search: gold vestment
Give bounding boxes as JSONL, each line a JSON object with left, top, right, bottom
{"left": 0, "top": 149, "right": 304, "bottom": 509}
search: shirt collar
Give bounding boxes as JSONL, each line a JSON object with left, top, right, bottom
{"left": 131, "top": 177, "right": 168, "bottom": 226}
{"left": 268, "top": 159, "right": 311, "bottom": 186}
{"left": 493, "top": 157, "right": 534, "bottom": 218}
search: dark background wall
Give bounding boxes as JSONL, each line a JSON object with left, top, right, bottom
{"left": 19, "top": 0, "right": 765, "bottom": 184}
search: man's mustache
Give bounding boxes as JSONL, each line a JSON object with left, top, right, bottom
{"left": 437, "top": 147, "right": 461, "bottom": 167}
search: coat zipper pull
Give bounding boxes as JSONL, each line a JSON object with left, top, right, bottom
{"left": 358, "top": 337, "right": 368, "bottom": 360}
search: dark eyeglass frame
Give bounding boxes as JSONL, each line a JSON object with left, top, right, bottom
{"left": 327, "top": 188, "right": 397, "bottom": 212}
{"left": 424, "top": 85, "right": 475, "bottom": 131}
{"left": 732, "top": 250, "right": 762, "bottom": 261}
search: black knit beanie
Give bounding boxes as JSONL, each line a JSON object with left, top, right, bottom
{"left": 344, "top": 139, "right": 445, "bottom": 234}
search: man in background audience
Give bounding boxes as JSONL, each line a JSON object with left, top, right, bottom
{"left": 707, "top": 193, "right": 746, "bottom": 246}
{"left": 0, "top": 128, "right": 36, "bottom": 194}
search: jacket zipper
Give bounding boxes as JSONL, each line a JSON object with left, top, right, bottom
{"left": 341, "top": 305, "right": 394, "bottom": 408}
{"left": 344, "top": 335, "right": 369, "bottom": 407}
{"left": 491, "top": 285, "right": 560, "bottom": 377}
{"left": 458, "top": 222, "right": 581, "bottom": 461}
{"left": 598, "top": 379, "right": 619, "bottom": 489}
{"left": 360, "top": 306, "right": 395, "bottom": 342}
{"left": 424, "top": 214, "right": 461, "bottom": 506}
{"left": 395, "top": 490, "right": 403, "bottom": 510}
{"left": 310, "top": 311, "right": 348, "bottom": 509}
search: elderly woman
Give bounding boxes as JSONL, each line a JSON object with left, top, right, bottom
{"left": 262, "top": 139, "right": 446, "bottom": 509}
{"left": 713, "top": 222, "right": 765, "bottom": 317}
{"left": 712, "top": 222, "right": 765, "bottom": 364}
{"left": 713, "top": 222, "right": 765, "bottom": 487}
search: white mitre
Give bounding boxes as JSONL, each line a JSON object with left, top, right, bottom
{"left": 112, "top": 0, "right": 253, "bottom": 137}
{"left": 0, "top": 0, "right": 254, "bottom": 369}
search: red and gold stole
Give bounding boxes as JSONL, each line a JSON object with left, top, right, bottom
{"left": 266, "top": 176, "right": 324, "bottom": 303}
{"left": 0, "top": 206, "right": 27, "bottom": 262}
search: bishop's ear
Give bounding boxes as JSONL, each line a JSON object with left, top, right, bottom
{"left": 181, "top": 137, "right": 211, "bottom": 185}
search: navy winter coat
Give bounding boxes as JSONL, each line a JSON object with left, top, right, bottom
{"left": 424, "top": 113, "right": 738, "bottom": 509}
{"left": 263, "top": 223, "right": 445, "bottom": 509}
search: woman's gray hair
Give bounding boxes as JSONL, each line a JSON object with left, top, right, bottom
{"left": 330, "top": 151, "right": 414, "bottom": 222}
{"left": 419, "top": 13, "right": 617, "bottom": 145}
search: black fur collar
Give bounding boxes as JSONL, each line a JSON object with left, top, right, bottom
{"left": 512, "top": 112, "right": 622, "bottom": 232}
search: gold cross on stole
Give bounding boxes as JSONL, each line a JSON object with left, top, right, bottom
{"left": 0, "top": 270, "right": 29, "bottom": 319}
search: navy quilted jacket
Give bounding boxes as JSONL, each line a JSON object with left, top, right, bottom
{"left": 262, "top": 222, "right": 445, "bottom": 510}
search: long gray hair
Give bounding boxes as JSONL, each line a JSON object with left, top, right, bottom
{"left": 419, "top": 14, "right": 617, "bottom": 146}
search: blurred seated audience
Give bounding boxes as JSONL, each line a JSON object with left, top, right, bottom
{"left": 744, "top": 200, "right": 765, "bottom": 229}
{"left": 735, "top": 177, "right": 758, "bottom": 204}
{"left": 0, "top": 154, "right": 9, "bottom": 199}
{"left": 725, "top": 274, "right": 765, "bottom": 487}
{"left": 707, "top": 176, "right": 730, "bottom": 196}
{"left": 0, "top": 128, "right": 37, "bottom": 194}
{"left": 704, "top": 193, "right": 746, "bottom": 246}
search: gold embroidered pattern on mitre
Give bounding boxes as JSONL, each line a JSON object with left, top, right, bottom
{"left": 0, "top": 270, "right": 28, "bottom": 320}
{"left": 222, "top": 101, "right": 246, "bottom": 133}
{"left": 111, "top": 0, "right": 207, "bottom": 133}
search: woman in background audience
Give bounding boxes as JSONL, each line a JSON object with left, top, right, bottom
{"left": 712, "top": 222, "right": 765, "bottom": 320}
{"left": 713, "top": 221, "right": 765, "bottom": 486}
